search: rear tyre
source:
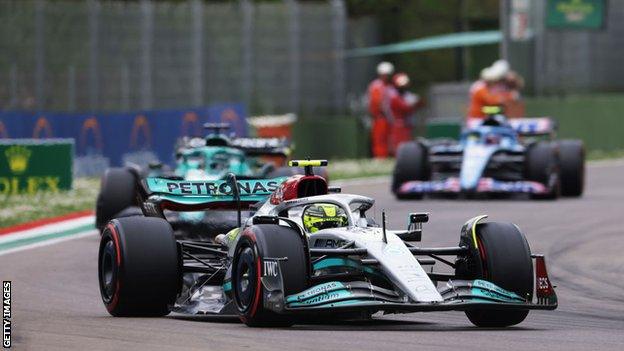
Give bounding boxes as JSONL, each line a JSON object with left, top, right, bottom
{"left": 460, "top": 222, "right": 533, "bottom": 327}
{"left": 525, "top": 142, "right": 559, "bottom": 200}
{"left": 558, "top": 140, "right": 585, "bottom": 197}
{"left": 96, "top": 168, "right": 138, "bottom": 231}
{"left": 392, "top": 141, "right": 430, "bottom": 200}
{"left": 98, "top": 217, "right": 181, "bottom": 317}
{"left": 232, "top": 224, "right": 309, "bottom": 327}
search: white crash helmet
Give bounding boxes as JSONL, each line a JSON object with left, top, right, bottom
{"left": 489, "top": 60, "right": 510, "bottom": 80}
{"left": 480, "top": 67, "right": 498, "bottom": 82}
{"left": 377, "top": 61, "right": 395, "bottom": 76}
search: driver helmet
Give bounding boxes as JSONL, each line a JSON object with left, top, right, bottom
{"left": 302, "top": 204, "right": 348, "bottom": 233}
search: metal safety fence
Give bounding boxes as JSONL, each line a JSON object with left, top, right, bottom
{"left": 0, "top": 0, "right": 376, "bottom": 116}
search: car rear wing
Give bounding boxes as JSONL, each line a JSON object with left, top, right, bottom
{"left": 466, "top": 117, "right": 557, "bottom": 138}
{"left": 138, "top": 175, "right": 288, "bottom": 218}
{"left": 230, "top": 137, "right": 291, "bottom": 157}
{"left": 508, "top": 117, "right": 557, "bottom": 137}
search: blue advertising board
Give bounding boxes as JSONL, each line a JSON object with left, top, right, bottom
{"left": 0, "top": 104, "right": 247, "bottom": 175}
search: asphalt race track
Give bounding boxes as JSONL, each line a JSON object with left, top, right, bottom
{"left": 2, "top": 160, "right": 624, "bottom": 350}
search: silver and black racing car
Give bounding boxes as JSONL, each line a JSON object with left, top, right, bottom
{"left": 98, "top": 160, "right": 557, "bottom": 327}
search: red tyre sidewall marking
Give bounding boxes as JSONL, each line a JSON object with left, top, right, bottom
{"left": 240, "top": 230, "right": 262, "bottom": 322}
{"left": 105, "top": 223, "right": 122, "bottom": 312}
{"left": 250, "top": 255, "right": 262, "bottom": 319}
{"left": 476, "top": 236, "right": 488, "bottom": 279}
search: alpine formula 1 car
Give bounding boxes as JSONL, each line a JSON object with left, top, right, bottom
{"left": 392, "top": 107, "right": 585, "bottom": 200}
{"left": 95, "top": 123, "right": 298, "bottom": 232}
{"left": 98, "top": 160, "right": 557, "bottom": 327}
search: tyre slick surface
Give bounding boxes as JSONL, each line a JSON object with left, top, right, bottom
{"left": 461, "top": 222, "right": 534, "bottom": 327}
{"left": 232, "top": 224, "right": 308, "bottom": 327}
{"left": 99, "top": 217, "right": 181, "bottom": 317}
{"left": 96, "top": 168, "right": 137, "bottom": 231}
{"left": 558, "top": 140, "right": 585, "bottom": 197}
{"left": 392, "top": 141, "right": 430, "bottom": 199}
{"left": 525, "top": 142, "right": 559, "bottom": 200}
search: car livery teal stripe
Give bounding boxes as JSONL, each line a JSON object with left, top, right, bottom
{"left": 470, "top": 279, "right": 525, "bottom": 302}
{"left": 286, "top": 281, "right": 347, "bottom": 304}
{"left": 313, "top": 257, "right": 384, "bottom": 277}
{"left": 287, "top": 288, "right": 356, "bottom": 307}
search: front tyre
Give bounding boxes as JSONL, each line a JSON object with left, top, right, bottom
{"left": 459, "top": 222, "right": 534, "bottom": 327}
{"left": 232, "top": 224, "right": 309, "bottom": 327}
{"left": 99, "top": 217, "right": 181, "bottom": 317}
{"left": 558, "top": 140, "right": 585, "bottom": 197}
{"left": 525, "top": 142, "right": 559, "bottom": 200}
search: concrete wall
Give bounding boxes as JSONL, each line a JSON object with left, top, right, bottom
{"left": 291, "top": 116, "right": 369, "bottom": 159}
{"left": 525, "top": 94, "right": 624, "bottom": 152}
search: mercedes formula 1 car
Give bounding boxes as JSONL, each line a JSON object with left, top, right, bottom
{"left": 392, "top": 107, "right": 585, "bottom": 199}
{"left": 98, "top": 160, "right": 557, "bottom": 328}
{"left": 95, "top": 123, "right": 298, "bottom": 232}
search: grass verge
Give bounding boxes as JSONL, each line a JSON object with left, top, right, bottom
{"left": 587, "top": 149, "right": 624, "bottom": 160}
{"left": 328, "top": 158, "right": 395, "bottom": 180}
{"left": 0, "top": 178, "right": 99, "bottom": 228}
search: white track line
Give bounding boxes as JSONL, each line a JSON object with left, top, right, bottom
{"left": 0, "top": 216, "right": 95, "bottom": 245}
{"left": 0, "top": 229, "right": 98, "bottom": 257}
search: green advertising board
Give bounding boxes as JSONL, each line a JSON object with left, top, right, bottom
{"left": 546, "top": 0, "right": 605, "bottom": 29}
{"left": 0, "top": 139, "right": 73, "bottom": 195}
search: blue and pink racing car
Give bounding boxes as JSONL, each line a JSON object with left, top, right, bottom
{"left": 392, "top": 107, "right": 585, "bottom": 200}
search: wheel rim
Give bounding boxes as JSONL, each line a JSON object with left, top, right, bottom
{"left": 99, "top": 238, "right": 117, "bottom": 303}
{"left": 234, "top": 246, "right": 258, "bottom": 312}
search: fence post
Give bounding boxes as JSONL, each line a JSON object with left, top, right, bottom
{"left": 88, "top": 0, "right": 100, "bottom": 111}
{"left": 499, "top": 0, "right": 509, "bottom": 61}
{"left": 191, "top": 0, "right": 204, "bottom": 107}
{"left": 35, "top": 0, "right": 45, "bottom": 111}
{"left": 533, "top": 0, "right": 546, "bottom": 96}
{"left": 9, "top": 64, "right": 18, "bottom": 110}
{"left": 140, "top": 0, "right": 154, "bottom": 110}
{"left": 286, "top": 0, "right": 301, "bottom": 115}
{"left": 68, "top": 65, "right": 76, "bottom": 112}
{"left": 241, "top": 0, "right": 254, "bottom": 112}
{"left": 121, "top": 62, "right": 130, "bottom": 111}
{"left": 331, "top": 0, "right": 346, "bottom": 114}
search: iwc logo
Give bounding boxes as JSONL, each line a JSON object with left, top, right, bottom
{"left": 4, "top": 145, "right": 31, "bottom": 174}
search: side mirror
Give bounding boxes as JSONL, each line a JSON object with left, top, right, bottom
{"left": 252, "top": 215, "right": 280, "bottom": 225}
{"left": 397, "top": 212, "right": 429, "bottom": 242}
{"left": 328, "top": 186, "right": 341, "bottom": 193}
{"left": 409, "top": 212, "right": 429, "bottom": 227}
